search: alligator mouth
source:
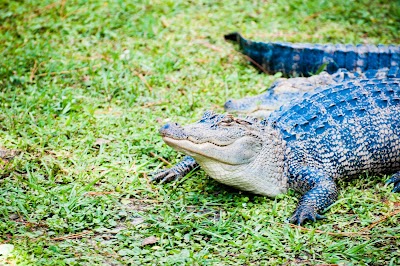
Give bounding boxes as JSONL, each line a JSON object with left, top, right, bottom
{"left": 159, "top": 122, "right": 238, "bottom": 147}
{"left": 162, "top": 137, "right": 233, "bottom": 163}
{"left": 160, "top": 132, "right": 237, "bottom": 147}
{"left": 162, "top": 136, "right": 254, "bottom": 166}
{"left": 162, "top": 135, "right": 235, "bottom": 148}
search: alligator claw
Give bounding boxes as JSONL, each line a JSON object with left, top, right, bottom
{"left": 150, "top": 156, "right": 199, "bottom": 184}
{"left": 288, "top": 206, "right": 326, "bottom": 225}
{"left": 150, "top": 169, "right": 183, "bottom": 183}
{"left": 386, "top": 174, "right": 400, "bottom": 193}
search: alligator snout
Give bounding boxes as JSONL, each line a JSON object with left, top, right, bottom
{"left": 159, "top": 122, "right": 187, "bottom": 139}
{"left": 159, "top": 122, "right": 180, "bottom": 134}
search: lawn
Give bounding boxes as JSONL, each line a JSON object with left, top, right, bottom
{"left": 0, "top": 0, "right": 399, "bottom": 265}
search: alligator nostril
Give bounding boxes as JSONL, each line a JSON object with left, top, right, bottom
{"left": 160, "top": 123, "right": 182, "bottom": 134}
{"left": 159, "top": 123, "right": 171, "bottom": 134}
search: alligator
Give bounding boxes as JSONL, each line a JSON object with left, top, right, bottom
{"left": 224, "top": 67, "right": 400, "bottom": 117}
{"left": 223, "top": 33, "right": 400, "bottom": 117}
{"left": 151, "top": 78, "right": 400, "bottom": 224}
{"left": 224, "top": 32, "right": 400, "bottom": 77}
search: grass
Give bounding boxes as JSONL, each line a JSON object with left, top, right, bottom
{"left": 0, "top": 0, "right": 399, "bottom": 265}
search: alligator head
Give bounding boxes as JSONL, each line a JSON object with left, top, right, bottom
{"left": 224, "top": 73, "right": 336, "bottom": 117}
{"left": 224, "top": 94, "right": 281, "bottom": 118}
{"left": 159, "top": 111, "right": 288, "bottom": 196}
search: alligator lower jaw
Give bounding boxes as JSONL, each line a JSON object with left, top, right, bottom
{"left": 162, "top": 137, "right": 243, "bottom": 166}
{"left": 163, "top": 136, "right": 205, "bottom": 150}
{"left": 162, "top": 136, "right": 223, "bottom": 157}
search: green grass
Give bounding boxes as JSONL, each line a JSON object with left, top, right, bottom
{"left": 0, "top": 0, "right": 399, "bottom": 265}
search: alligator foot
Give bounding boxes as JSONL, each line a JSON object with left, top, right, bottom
{"left": 288, "top": 206, "right": 326, "bottom": 225}
{"left": 288, "top": 168, "right": 338, "bottom": 225}
{"left": 150, "top": 169, "right": 180, "bottom": 183}
{"left": 386, "top": 173, "right": 400, "bottom": 193}
{"left": 150, "top": 156, "right": 199, "bottom": 183}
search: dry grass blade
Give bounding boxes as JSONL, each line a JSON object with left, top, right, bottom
{"left": 281, "top": 223, "right": 370, "bottom": 238}
{"left": 150, "top": 152, "right": 172, "bottom": 166}
{"left": 195, "top": 40, "right": 225, "bottom": 52}
{"left": 51, "top": 231, "right": 92, "bottom": 241}
{"left": 241, "top": 54, "right": 269, "bottom": 74}
{"left": 280, "top": 209, "right": 400, "bottom": 239}
{"left": 131, "top": 69, "right": 153, "bottom": 92}
{"left": 142, "top": 100, "right": 166, "bottom": 108}
{"left": 29, "top": 60, "right": 38, "bottom": 82}
{"left": 85, "top": 191, "right": 115, "bottom": 196}
{"left": 360, "top": 208, "right": 400, "bottom": 232}
{"left": 36, "top": 64, "right": 101, "bottom": 77}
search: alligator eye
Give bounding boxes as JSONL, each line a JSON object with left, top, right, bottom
{"left": 218, "top": 114, "right": 235, "bottom": 125}
{"left": 224, "top": 114, "right": 234, "bottom": 123}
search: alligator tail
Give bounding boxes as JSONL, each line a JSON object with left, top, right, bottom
{"left": 224, "top": 32, "right": 245, "bottom": 45}
{"left": 225, "top": 33, "right": 400, "bottom": 77}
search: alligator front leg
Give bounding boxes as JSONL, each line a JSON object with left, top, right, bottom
{"left": 288, "top": 167, "right": 338, "bottom": 225}
{"left": 386, "top": 172, "right": 400, "bottom": 193}
{"left": 150, "top": 156, "right": 199, "bottom": 183}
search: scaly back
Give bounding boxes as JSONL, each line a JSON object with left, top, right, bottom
{"left": 268, "top": 78, "right": 400, "bottom": 178}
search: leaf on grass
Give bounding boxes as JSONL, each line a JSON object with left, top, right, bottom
{"left": 141, "top": 236, "right": 158, "bottom": 246}
{"left": 131, "top": 217, "right": 144, "bottom": 226}
{"left": 85, "top": 191, "right": 114, "bottom": 196}
{"left": 94, "top": 138, "right": 111, "bottom": 146}
{"left": 121, "top": 198, "right": 131, "bottom": 205}
{"left": 118, "top": 249, "right": 133, "bottom": 256}
{"left": 0, "top": 244, "right": 14, "bottom": 257}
